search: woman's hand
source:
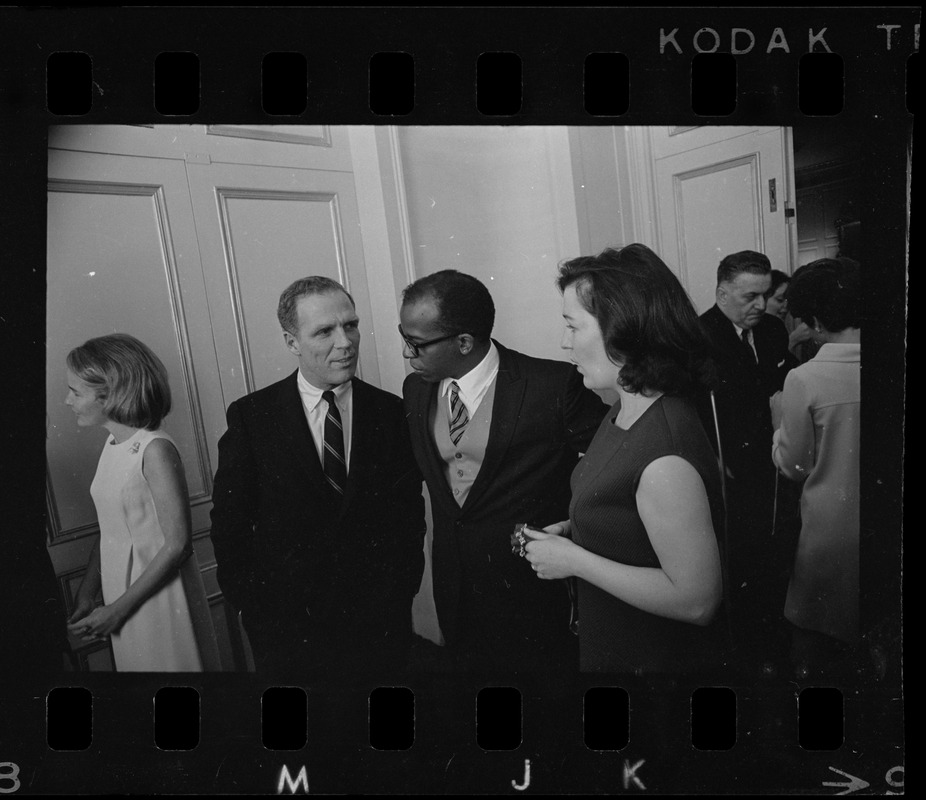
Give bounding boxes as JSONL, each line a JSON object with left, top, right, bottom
{"left": 67, "top": 603, "right": 127, "bottom": 641}
{"left": 541, "top": 519, "right": 572, "bottom": 538}
{"left": 524, "top": 528, "right": 582, "bottom": 580}
{"left": 66, "top": 595, "right": 96, "bottom": 626}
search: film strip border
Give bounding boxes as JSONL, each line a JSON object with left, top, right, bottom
{"left": 46, "top": 684, "right": 847, "bottom": 751}
{"left": 5, "top": 676, "right": 906, "bottom": 794}
{"left": 2, "top": 7, "right": 918, "bottom": 124}
{"left": 2, "top": 5, "right": 911, "bottom": 796}
{"left": 41, "top": 47, "right": 921, "bottom": 119}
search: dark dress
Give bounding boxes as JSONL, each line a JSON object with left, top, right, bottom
{"left": 569, "top": 395, "right": 726, "bottom": 674}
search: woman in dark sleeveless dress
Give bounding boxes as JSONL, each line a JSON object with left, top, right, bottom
{"left": 523, "top": 244, "right": 726, "bottom": 674}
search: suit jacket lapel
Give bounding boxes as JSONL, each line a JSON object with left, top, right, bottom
{"left": 753, "top": 319, "right": 781, "bottom": 370}
{"left": 710, "top": 305, "right": 758, "bottom": 372}
{"left": 463, "top": 342, "right": 524, "bottom": 512}
{"left": 341, "top": 378, "right": 370, "bottom": 512}
{"left": 274, "top": 370, "right": 325, "bottom": 485}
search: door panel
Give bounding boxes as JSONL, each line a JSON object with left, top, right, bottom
{"left": 667, "top": 154, "right": 764, "bottom": 313}
{"left": 186, "top": 161, "right": 379, "bottom": 405}
{"left": 651, "top": 126, "right": 795, "bottom": 313}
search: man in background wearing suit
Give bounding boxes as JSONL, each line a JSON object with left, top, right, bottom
{"left": 699, "top": 251, "right": 797, "bottom": 667}
{"left": 400, "top": 270, "right": 607, "bottom": 673}
{"left": 210, "top": 277, "right": 426, "bottom": 677}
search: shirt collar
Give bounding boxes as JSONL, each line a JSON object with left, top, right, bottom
{"left": 297, "top": 371, "right": 352, "bottom": 411}
{"left": 440, "top": 340, "right": 500, "bottom": 404}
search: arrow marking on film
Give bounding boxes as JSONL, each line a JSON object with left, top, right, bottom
{"left": 822, "top": 766, "right": 869, "bottom": 795}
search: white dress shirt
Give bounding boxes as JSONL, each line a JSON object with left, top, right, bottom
{"left": 296, "top": 371, "right": 353, "bottom": 472}
{"left": 439, "top": 340, "right": 500, "bottom": 419}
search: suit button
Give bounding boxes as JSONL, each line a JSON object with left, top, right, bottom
{"left": 455, "top": 452, "right": 463, "bottom": 459}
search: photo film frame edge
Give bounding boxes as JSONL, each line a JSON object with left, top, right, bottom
{"left": 1, "top": 5, "right": 910, "bottom": 795}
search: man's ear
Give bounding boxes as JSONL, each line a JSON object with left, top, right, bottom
{"left": 283, "top": 330, "right": 299, "bottom": 356}
{"left": 457, "top": 334, "right": 475, "bottom": 355}
{"left": 716, "top": 285, "right": 727, "bottom": 306}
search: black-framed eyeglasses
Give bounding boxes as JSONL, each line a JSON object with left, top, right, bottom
{"left": 397, "top": 325, "right": 462, "bottom": 357}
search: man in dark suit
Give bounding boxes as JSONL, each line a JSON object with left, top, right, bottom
{"left": 210, "top": 277, "right": 426, "bottom": 676}
{"left": 399, "top": 270, "right": 607, "bottom": 673}
{"left": 699, "top": 251, "right": 797, "bottom": 665}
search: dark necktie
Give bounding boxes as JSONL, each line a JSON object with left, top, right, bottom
{"left": 741, "top": 328, "right": 756, "bottom": 363}
{"left": 448, "top": 381, "right": 469, "bottom": 445}
{"left": 322, "top": 390, "right": 347, "bottom": 495}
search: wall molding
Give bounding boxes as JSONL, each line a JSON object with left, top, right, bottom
{"left": 386, "top": 126, "right": 418, "bottom": 288}
{"left": 207, "top": 125, "right": 331, "bottom": 148}
{"left": 623, "top": 127, "right": 660, "bottom": 249}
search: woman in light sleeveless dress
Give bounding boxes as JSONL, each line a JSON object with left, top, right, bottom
{"left": 65, "top": 333, "right": 219, "bottom": 672}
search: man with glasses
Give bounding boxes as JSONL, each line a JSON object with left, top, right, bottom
{"left": 399, "top": 270, "right": 607, "bottom": 673}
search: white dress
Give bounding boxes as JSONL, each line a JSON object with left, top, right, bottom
{"left": 90, "top": 428, "right": 219, "bottom": 671}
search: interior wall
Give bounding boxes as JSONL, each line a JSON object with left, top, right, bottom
{"left": 568, "top": 126, "right": 638, "bottom": 255}
{"left": 397, "top": 126, "right": 582, "bottom": 362}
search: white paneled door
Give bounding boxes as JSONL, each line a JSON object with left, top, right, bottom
{"left": 645, "top": 126, "right": 797, "bottom": 314}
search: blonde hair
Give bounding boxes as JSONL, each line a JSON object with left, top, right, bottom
{"left": 66, "top": 333, "right": 172, "bottom": 429}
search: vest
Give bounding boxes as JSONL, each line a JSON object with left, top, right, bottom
{"left": 432, "top": 378, "right": 498, "bottom": 507}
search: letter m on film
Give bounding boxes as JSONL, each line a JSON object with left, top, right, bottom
{"left": 277, "top": 765, "right": 309, "bottom": 794}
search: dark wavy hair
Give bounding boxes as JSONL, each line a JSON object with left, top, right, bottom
{"left": 717, "top": 250, "right": 771, "bottom": 286}
{"left": 786, "top": 257, "right": 860, "bottom": 332}
{"left": 401, "top": 269, "right": 495, "bottom": 342}
{"left": 557, "top": 244, "right": 715, "bottom": 396}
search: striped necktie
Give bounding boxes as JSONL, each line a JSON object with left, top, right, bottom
{"left": 322, "top": 390, "right": 347, "bottom": 495}
{"left": 448, "top": 381, "right": 469, "bottom": 445}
